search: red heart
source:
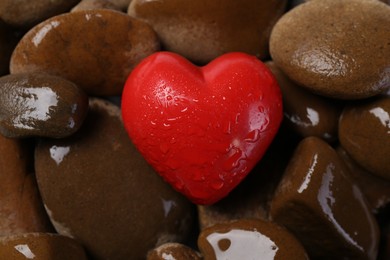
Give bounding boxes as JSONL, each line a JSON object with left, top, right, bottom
{"left": 122, "top": 52, "right": 283, "bottom": 204}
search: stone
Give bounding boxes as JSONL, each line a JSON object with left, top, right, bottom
{"left": 270, "top": 137, "right": 380, "bottom": 259}
{"left": 10, "top": 9, "right": 159, "bottom": 96}
{"left": 0, "top": 134, "right": 53, "bottom": 236}
{"left": 0, "top": 73, "right": 88, "bottom": 138}
{"left": 266, "top": 61, "right": 341, "bottom": 142}
{"left": 35, "top": 98, "right": 194, "bottom": 260}
{"left": 0, "top": 0, "right": 80, "bottom": 28}
{"left": 270, "top": 0, "right": 390, "bottom": 99}
{"left": 71, "top": 0, "right": 122, "bottom": 12}
{"left": 0, "top": 233, "right": 88, "bottom": 259}
{"left": 147, "top": 243, "right": 202, "bottom": 260}
{"left": 128, "top": 0, "right": 287, "bottom": 64}
{"left": 339, "top": 96, "right": 390, "bottom": 180}
{"left": 198, "top": 219, "right": 308, "bottom": 260}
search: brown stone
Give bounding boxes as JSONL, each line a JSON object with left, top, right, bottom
{"left": 0, "top": 135, "right": 53, "bottom": 236}
{"left": 0, "top": 73, "right": 88, "bottom": 138}
{"left": 266, "top": 61, "right": 341, "bottom": 142}
{"left": 198, "top": 219, "right": 308, "bottom": 260}
{"left": 0, "top": 0, "right": 80, "bottom": 28}
{"left": 0, "top": 233, "right": 88, "bottom": 260}
{"left": 128, "top": 0, "right": 287, "bottom": 64}
{"left": 339, "top": 96, "right": 390, "bottom": 180}
{"left": 270, "top": 137, "right": 380, "bottom": 259}
{"left": 71, "top": 0, "right": 122, "bottom": 12}
{"left": 10, "top": 9, "right": 159, "bottom": 96}
{"left": 270, "top": 0, "right": 390, "bottom": 99}
{"left": 35, "top": 98, "right": 194, "bottom": 260}
{"left": 147, "top": 243, "right": 202, "bottom": 260}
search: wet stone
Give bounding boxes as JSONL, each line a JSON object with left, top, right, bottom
{"left": 0, "top": 134, "right": 53, "bottom": 236}
{"left": 128, "top": 0, "right": 287, "bottom": 64}
{"left": 0, "top": 0, "right": 80, "bottom": 28}
{"left": 198, "top": 219, "right": 309, "bottom": 260}
{"left": 339, "top": 95, "right": 390, "bottom": 181}
{"left": 10, "top": 9, "right": 160, "bottom": 96}
{"left": 71, "top": 0, "right": 122, "bottom": 12}
{"left": 35, "top": 98, "right": 194, "bottom": 260}
{"left": 147, "top": 243, "right": 202, "bottom": 260}
{"left": 270, "top": 137, "right": 380, "bottom": 259}
{"left": 0, "top": 233, "right": 88, "bottom": 260}
{"left": 0, "top": 73, "right": 88, "bottom": 138}
{"left": 270, "top": 0, "right": 390, "bottom": 99}
{"left": 266, "top": 61, "right": 341, "bottom": 142}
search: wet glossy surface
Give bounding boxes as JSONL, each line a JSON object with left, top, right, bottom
{"left": 10, "top": 9, "right": 159, "bottom": 96}
{"left": 122, "top": 52, "right": 283, "bottom": 204}
{"left": 128, "top": 0, "right": 287, "bottom": 64}
{"left": 339, "top": 96, "right": 390, "bottom": 180}
{"left": 266, "top": 61, "right": 341, "bottom": 142}
{"left": 147, "top": 243, "right": 202, "bottom": 260}
{"left": 0, "top": 135, "right": 53, "bottom": 236}
{"left": 270, "top": 137, "right": 379, "bottom": 259}
{"left": 35, "top": 98, "right": 194, "bottom": 259}
{"left": 270, "top": 0, "right": 390, "bottom": 99}
{"left": 198, "top": 219, "right": 308, "bottom": 260}
{"left": 0, "top": 73, "right": 88, "bottom": 138}
{"left": 0, "top": 233, "right": 87, "bottom": 259}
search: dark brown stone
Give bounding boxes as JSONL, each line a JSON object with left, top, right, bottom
{"left": 147, "top": 243, "right": 202, "bottom": 260}
{"left": 266, "top": 61, "right": 341, "bottom": 142}
{"left": 10, "top": 9, "right": 159, "bottom": 96}
{"left": 270, "top": 0, "right": 390, "bottom": 99}
{"left": 339, "top": 96, "right": 390, "bottom": 180}
{"left": 270, "top": 137, "right": 380, "bottom": 259}
{"left": 198, "top": 219, "right": 308, "bottom": 260}
{"left": 0, "top": 73, "right": 88, "bottom": 138}
{"left": 128, "top": 0, "right": 287, "bottom": 64}
{"left": 0, "top": 233, "right": 88, "bottom": 260}
{"left": 0, "top": 134, "right": 53, "bottom": 236}
{"left": 35, "top": 98, "right": 194, "bottom": 260}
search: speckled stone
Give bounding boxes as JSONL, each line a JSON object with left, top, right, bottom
{"left": 10, "top": 9, "right": 159, "bottom": 96}
{"left": 0, "top": 0, "right": 80, "bottom": 28}
{"left": 35, "top": 98, "right": 194, "bottom": 260}
{"left": 339, "top": 96, "right": 390, "bottom": 180}
{"left": 0, "top": 233, "right": 88, "bottom": 260}
{"left": 0, "top": 73, "right": 88, "bottom": 138}
{"left": 147, "top": 243, "right": 202, "bottom": 260}
{"left": 71, "top": 0, "right": 122, "bottom": 12}
{"left": 0, "top": 134, "right": 53, "bottom": 236}
{"left": 270, "top": 137, "right": 380, "bottom": 259}
{"left": 128, "top": 0, "right": 287, "bottom": 64}
{"left": 266, "top": 61, "right": 341, "bottom": 142}
{"left": 270, "top": 0, "right": 390, "bottom": 99}
{"left": 198, "top": 219, "right": 308, "bottom": 260}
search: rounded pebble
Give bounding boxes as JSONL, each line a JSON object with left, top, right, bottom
{"left": 10, "top": 9, "right": 159, "bottom": 96}
{"left": 0, "top": 73, "right": 88, "bottom": 138}
{"left": 128, "top": 0, "right": 287, "bottom": 64}
{"left": 0, "top": 233, "right": 88, "bottom": 260}
{"left": 270, "top": 0, "right": 390, "bottom": 99}
{"left": 339, "top": 96, "right": 390, "bottom": 180}
{"left": 0, "top": 0, "right": 80, "bottom": 28}
{"left": 198, "top": 219, "right": 309, "bottom": 260}
{"left": 35, "top": 98, "right": 194, "bottom": 260}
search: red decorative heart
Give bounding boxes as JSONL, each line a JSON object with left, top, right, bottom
{"left": 122, "top": 52, "right": 283, "bottom": 204}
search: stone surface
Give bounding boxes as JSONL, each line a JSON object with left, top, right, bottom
{"left": 35, "top": 98, "right": 194, "bottom": 260}
{"left": 0, "top": 73, "right": 88, "bottom": 138}
{"left": 266, "top": 61, "right": 341, "bottom": 142}
{"left": 128, "top": 0, "right": 287, "bottom": 64}
{"left": 71, "top": 0, "right": 122, "bottom": 12}
{"left": 0, "top": 233, "right": 88, "bottom": 259}
{"left": 270, "top": 137, "right": 380, "bottom": 259}
{"left": 0, "top": 134, "right": 53, "bottom": 236}
{"left": 0, "top": 0, "right": 80, "bottom": 28}
{"left": 147, "top": 243, "right": 202, "bottom": 260}
{"left": 270, "top": 0, "right": 390, "bottom": 99}
{"left": 198, "top": 219, "right": 308, "bottom": 260}
{"left": 10, "top": 9, "right": 159, "bottom": 96}
{"left": 339, "top": 96, "right": 390, "bottom": 180}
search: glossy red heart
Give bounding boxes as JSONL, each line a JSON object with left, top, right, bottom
{"left": 121, "top": 52, "right": 283, "bottom": 204}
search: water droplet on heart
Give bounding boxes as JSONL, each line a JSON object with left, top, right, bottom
{"left": 222, "top": 147, "right": 243, "bottom": 172}
{"left": 166, "top": 95, "right": 173, "bottom": 101}
{"left": 245, "top": 129, "right": 260, "bottom": 143}
{"left": 223, "top": 121, "right": 231, "bottom": 134}
{"left": 192, "top": 172, "right": 205, "bottom": 182}
{"left": 159, "top": 142, "right": 170, "bottom": 154}
{"left": 210, "top": 179, "right": 224, "bottom": 190}
{"left": 235, "top": 113, "right": 240, "bottom": 124}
